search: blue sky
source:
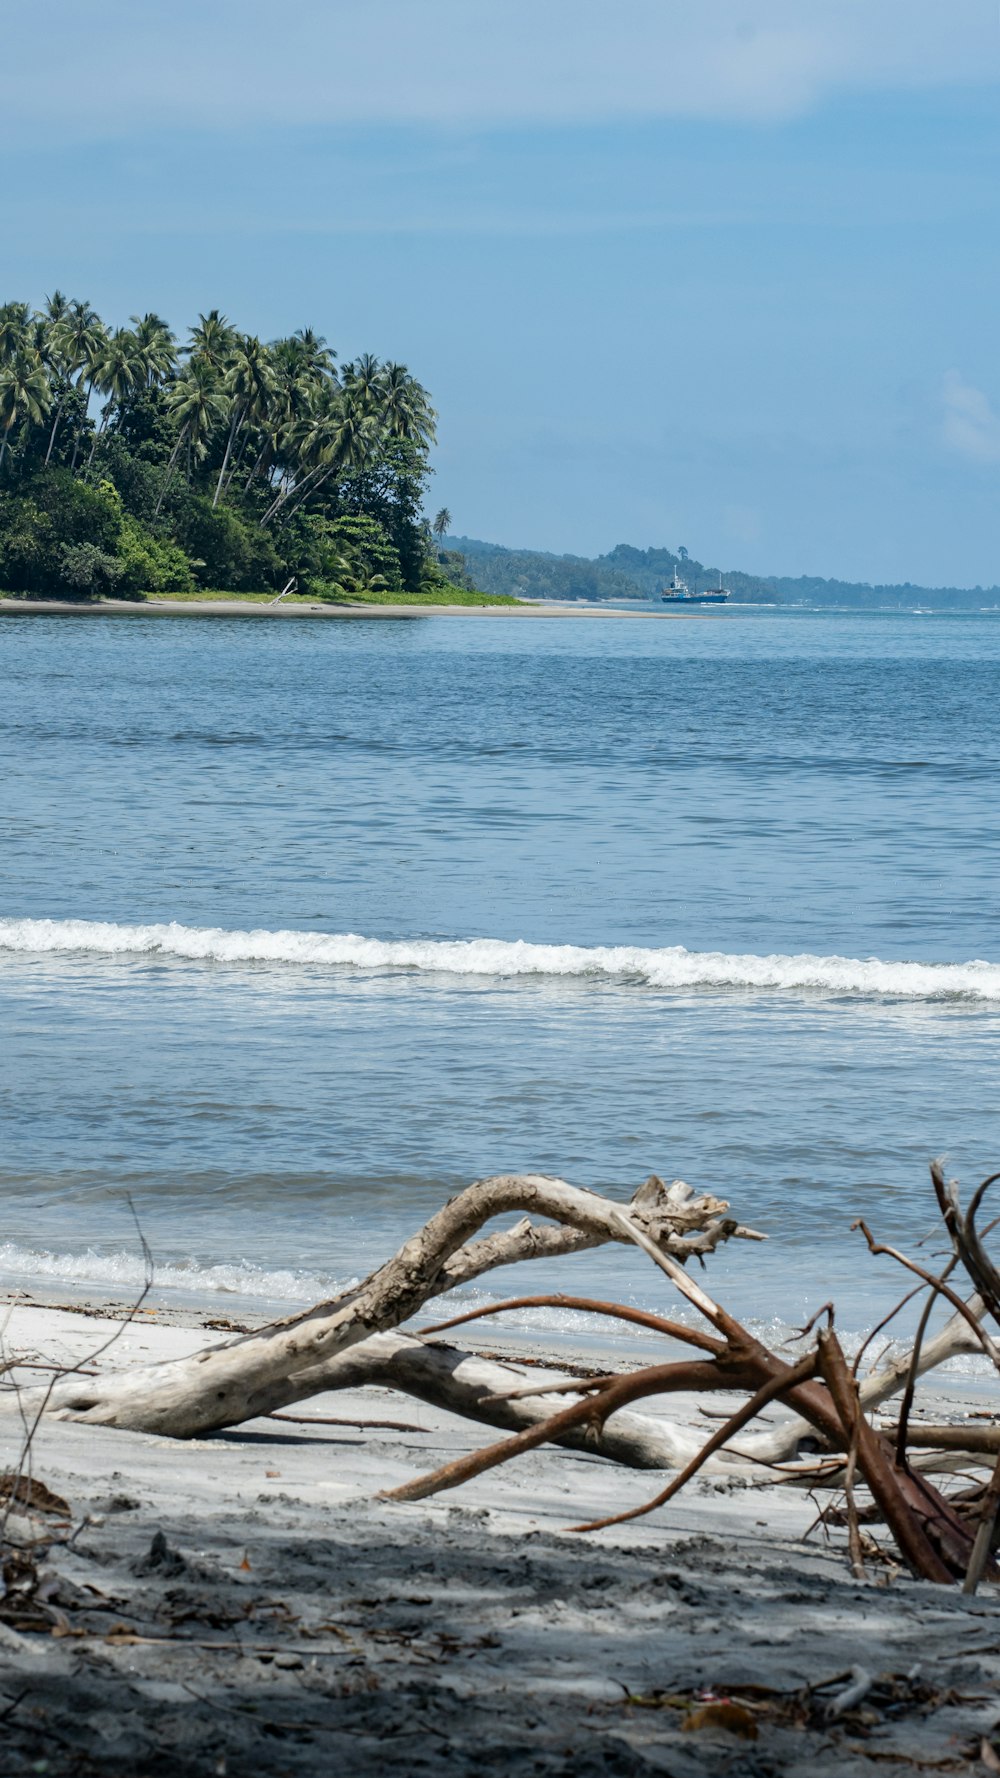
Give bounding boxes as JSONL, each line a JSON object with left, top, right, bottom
{"left": 7, "top": 1, "right": 1000, "bottom": 584}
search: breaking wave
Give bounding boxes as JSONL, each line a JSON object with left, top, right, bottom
{"left": 1, "top": 917, "right": 999, "bottom": 1001}
{"left": 0, "top": 1241, "right": 991, "bottom": 1379}
{"left": 0, "top": 1241, "right": 346, "bottom": 1305}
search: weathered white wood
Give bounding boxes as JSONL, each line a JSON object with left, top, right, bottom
{"left": 0, "top": 1174, "right": 744, "bottom": 1438}
{"left": 314, "top": 1330, "right": 703, "bottom": 1469}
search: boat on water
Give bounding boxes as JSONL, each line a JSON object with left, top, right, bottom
{"left": 660, "top": 569, "right": 730, "bottom": 605}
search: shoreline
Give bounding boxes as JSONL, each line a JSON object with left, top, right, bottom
{"left": 2, "top": 1295, "right": 999, "bottom": 1774}
{"left": 0, "top": 596, "right": 714, "bottom": 620}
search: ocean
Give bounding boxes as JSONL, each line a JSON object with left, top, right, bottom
{"left": 2, "top": 607, "right": 999, "bottom": 1356}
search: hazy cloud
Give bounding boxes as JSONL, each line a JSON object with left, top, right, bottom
{"left": 942, "top": 371, "right": 1000, "bottom": 464}
{"left": 9, "top": 0, "right": 1000, "bottom": 137}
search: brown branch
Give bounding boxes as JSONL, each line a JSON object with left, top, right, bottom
{"left": 421, "top": 1293, "right": 726, "bottom": 1356}
{"left": 566, "top": 1348, "right": 820, "bottom": 1534}
{"left": 816, "top": 1327, "right": 956, "bottom": 1585}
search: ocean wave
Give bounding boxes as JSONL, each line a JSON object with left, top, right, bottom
{"left": 0, "top": 1241, "right": 991, "bottom": 1378}
{"left": 0, "top": 1241, "right": 348, "bottom": 1305}
{"left": 1, "top": 916, "right": 999, "bottom": 1000}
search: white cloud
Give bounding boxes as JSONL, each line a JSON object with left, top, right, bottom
{"left": 942, "top": 371, "right": 1000, "bottom": 464}
{"left": 9, "top": 0, "right": 1000, "bottom": 136}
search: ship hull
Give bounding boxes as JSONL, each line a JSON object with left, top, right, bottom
{"left": 660, "top": 592, "right": 730, "bottom": 604}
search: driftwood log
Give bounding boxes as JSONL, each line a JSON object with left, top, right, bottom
{"left": 4, "top": 1162, "right": 1000, "bottom": 1589}
{"left": 0, "top": 1174, "right": 752, "bottom": 1436}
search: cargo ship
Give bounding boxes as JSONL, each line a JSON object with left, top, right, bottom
{"left": 660, "top": 570, "right": 730, "bottom": 605}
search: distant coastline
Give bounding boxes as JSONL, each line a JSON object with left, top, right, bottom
{"left": 450, "top": 534, "right": 1000, "bottom": 611}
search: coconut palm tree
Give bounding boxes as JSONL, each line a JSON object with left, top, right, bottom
{"left": 62, "top": 305, "right": 108, "bottom": 474}
{"left": 185, "top": 310, "right": 237, "bottom": 372}
{"left": 287, "top": 327, "right": 336, "bottom": 382}
{"left": 380, "top": 363, "right": 437, "bottom": 445}
{"left": 130, "top": 312, "right": 177, "bottom": 387}
{"left": 432, "top": 508, "right": 451, "bottom": 545}
{"left": 85, "top": 327, "right": 144, "bottom": 472}
{"left": 42, "top": 290, "right": 71, "bottom": 326}
{"left": 213, "top": 335, "right": 275, "bottom": 507}
{"left": 45, "top": 299, "right": 104, "bottom": 467}
{"left": 0, "top": 354, "right": 51, "bottom": 473}
{"left": 260, "top": 388, "right": 375, "bottom": 527}
{"left": 0, "top": 303, "right": 30, "bottom": 366}
{"left": 155, "top": 360, "right": 227, "bottom": 515}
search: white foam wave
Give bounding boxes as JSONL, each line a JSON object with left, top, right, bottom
{"left": 1, "top": 1243, "right": 991, "bottom": 1380}
{"left": 1, "top": 916, "right": 999, "bottom": 1000}
{"left": 0, "top": 1242, "right": 347, "bottom": 1305}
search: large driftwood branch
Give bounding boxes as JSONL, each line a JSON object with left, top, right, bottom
{"left": 0, "top": 1175, "right": 744, "bottom": 1438}
{"left": 312, "top": 1330, "right": 701, "bottom": 1469}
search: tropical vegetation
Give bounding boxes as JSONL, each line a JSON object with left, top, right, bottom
{"left": 0, "top": 292, "right": 506, "bottom": 604}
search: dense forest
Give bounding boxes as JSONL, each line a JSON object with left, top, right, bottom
{"left": 453, "top": 536, "right": 1000, "bottom": 610}
{"left": 0, "top": 292, "right": 491, "bottom": 604}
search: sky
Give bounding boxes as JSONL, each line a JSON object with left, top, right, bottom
{"left": 7, "top": 0, "right": 1000, "bottom": 585}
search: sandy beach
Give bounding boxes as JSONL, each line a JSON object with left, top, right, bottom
{"left": 0, "top": 597, "right": 713, "bottom": 620}
{"left": 3, "top": 1293, "right": 999, "bottom": 1776}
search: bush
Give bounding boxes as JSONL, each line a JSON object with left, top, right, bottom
{"left": 57, "top": 541, "right": 125, "bottom": 596}
{"left": 0, "top": 471, "right": 122, "bottom": 593}
{"left": 117, "top": 516, "right": 195, "bottom": 595}
{"left": 169, "top": 493, "right": 282, "bottom": 590}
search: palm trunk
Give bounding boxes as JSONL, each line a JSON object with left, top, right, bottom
{"left": 222, "top": 424, "right": 253, "bottom": 494}
{"left": 260, "top": 462, "right": 328, "bottom": 526}
{"left": 154, "top": 428, "right": 187, "bottom": 517}
{"left": 276, "top": 461, "right": 337, "bottom": 524}
{"left": 44, "top": 396, "right": 66, "bottom": 466}
{"left": 70, "top": 375, "right": 94, "bottom": 475}
{"left": 213, "top": 403, "right": 243, "bottom": 508}
{"left": 85, "top": 403, "right": 111, "bottom": 476}
{"left": 245, "top": 437, "right": 272, "bottom": 491}
{"left": 0, "top": 429, "right": 9, "bottom": 474}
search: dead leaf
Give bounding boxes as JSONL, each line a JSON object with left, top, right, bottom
{"left": 684, "top": 1702, "right": 758, "bottom": 1740}
{"left": 239, "top": 1554, "right": 252, "bottom": 1572}
{"left": 0, "top": 1472, "right": 70, "bottom": 1516}
{"left": 981, "top": 1739, "right": 1000, "bottom": 1773}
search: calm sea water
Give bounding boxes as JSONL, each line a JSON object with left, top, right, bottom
{"left": 2, "top": 607, "right": 999, "bottom": 1349}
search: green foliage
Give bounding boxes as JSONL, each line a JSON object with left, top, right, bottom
{"left": 117, "top": 513, "right": 194, "bottom": 595}
{"left": 0, "top": 289, "right": 451, "bottom": 603}
{"left": 169, "top": 493, "right": 282, "bottom": 591}
{"left": 57, "top": 541, "right": 126, "bottom": 595}
{"left": 313, "top": 513, "right": 403, "bottom": 595}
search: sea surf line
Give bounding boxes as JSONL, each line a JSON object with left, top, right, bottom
{"left": 1, "top": 917, "right": 998, "bottom": 1001}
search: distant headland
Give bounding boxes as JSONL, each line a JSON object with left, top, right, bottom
{"left": 449, "top": 536, "right": 1000, "bottom": 611}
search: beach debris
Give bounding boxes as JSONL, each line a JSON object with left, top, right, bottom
{"left": 0, "top": 1473, "right": 69, "bottom": 1517}
{"left": 4, "top": 1162, "right": 1000, "bottom": 1590}
{"left": 132, "top": 1529, "right": 187, "bottom": 1577}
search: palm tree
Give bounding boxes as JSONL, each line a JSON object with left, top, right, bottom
{"left": 85, "top": 327, "right": 144, "bottom": 472}
{"left": 380, "top": 363, "right": 436, "bottom": 445}
{"left": 0, "top": 302, "right": 30, "bottom": 366}
{"left": 0, "top": 354, "right": 51, "bottom": 473}
{"left": 185, "top": 310, "right": 236, "bottom": 372}
{"left": 155, "top": 360, "right": 227, "bottom": 515}
{"left": 61, "top": 305, "right": 108, "bottom": 474}
{"left": 213, "top": 335, "right": 275, "bottom": 507}
{"left": 260, "top": 388, "right": 375, "bottom": 527}
{"left": 130, "top": 312, "right": 177, "bottom": 387}
{"left": 432, "top": 508, "right": 452, "bottom": 545}
{"left": 291, "top": 327, "right": 336, "bottom": 382}
{"left": 41, "top": 296, "right": 101, "bottom": 465}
